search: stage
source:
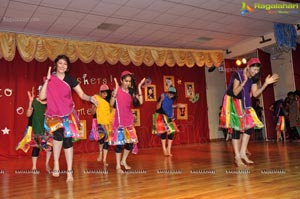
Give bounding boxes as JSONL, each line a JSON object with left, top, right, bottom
{"left": 1, "top": 141, "right": 299, "bottom": 199}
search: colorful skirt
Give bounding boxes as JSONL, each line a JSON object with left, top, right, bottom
{"left": 45, "top": 111, "right": 81, "bottom": 141}
{"left": 109, "top": 126, "right": 137, "bottom": 145}
{"left": 276, "top": 116, "right": 286, "bottom": 131}
{"left": 219, "top": 95, "right": 264, "bottom": 133}
{"left": 89, "top": 118, "right": 112, "bottom": 142}
{"left": 16, "top": 126, "right": 53, "bottom": 153}
{"left": 152, "top": 113, "right": 179, "bottom": 135}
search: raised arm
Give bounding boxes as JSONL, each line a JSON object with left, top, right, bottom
{"left": 110, "top": 78, "right": 119, "bottom": 107}
{"left": 136, "top": 78, "right": 146, "bottom": 105}
{"left": 26, "top": 91, "right": 34, "bottom": 117}
{"left": 39, "top": 66, "right": 51, "bottom": 100}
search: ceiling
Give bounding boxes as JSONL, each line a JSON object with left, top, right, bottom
{"left": 0, "top": 0, "right": 299, "bottom": 50}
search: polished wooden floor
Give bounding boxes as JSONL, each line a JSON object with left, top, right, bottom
{"left": 1, "top": 141, "right": 300, "bottom": 199}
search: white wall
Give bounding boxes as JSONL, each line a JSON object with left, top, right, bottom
{"left": 205, "top": 67, "right": 226, "bottom": 140}
{"left": 270, "top": 51, "right": 295, "bottom": 100}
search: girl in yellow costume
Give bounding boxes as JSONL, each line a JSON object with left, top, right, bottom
{"left": 90, "top": 84, "right": 114, "bottom": 166}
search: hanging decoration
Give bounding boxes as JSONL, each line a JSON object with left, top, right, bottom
{"left": 274, "top": 23, "right": 297, "bottom": 51}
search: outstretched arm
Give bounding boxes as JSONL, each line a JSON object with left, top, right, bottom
{"left": 73, "top": 84, "right": 98, "bottom": 106}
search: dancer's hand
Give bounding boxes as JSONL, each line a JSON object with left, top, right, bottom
{"left": 46, "top": 66, "right": 52, "bottom": 81}
{"left": 90, "top": 95, "right": 98, "bottom": 106}
{"left": 27, "top": 90, "right": 34, "bottom": 102}
{"left": 265, "top": 74, "right": 279, "bottom": 85}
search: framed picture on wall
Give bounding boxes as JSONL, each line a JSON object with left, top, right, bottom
{"left": 79, "top": 120, "right": 87, "bottom": 139}
{"left": 163, "top": 75, "right": 175, "bottom": 92}
{"left": 132, "top": 109, "right": 141, "bottom": 126}
{"left": 145, "top": 84, "right": 157, "bottom": 101}
{"left": 177, "top": 104, "right": 188, "bottom": 120}
{"left": 184, "top": 82, "right": 195, "bottom": 98}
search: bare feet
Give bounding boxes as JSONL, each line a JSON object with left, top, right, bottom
{"left": 163, "top": 150, "right": 168, "bottom": 156}
{"left": 116, "top": 167, "right": 124, "bottom": 174}
{"left": 46, "top": 165, "right": 51, "bottom": 173}
{"left": 103, "top": 161, "right": 109, "bottom": 166}
{"left": 121, "top": 161, "right": 131, "bottom": 170}
{"left": 240, "top": 155, "right": 254, "bottom": 164}
{"left": 246, "top": 150, "right": 251, "bottom": 156}
{"left": 52, "top": 162, "right": 60, "bottom": 177}
{"left": 97, "top": 152, "right": 102, "bottom": 162}
{"left": 235, "top": 157, "right": 246, "bottom": 167}
{"left": 66, "top": 172, "right": 74, "bottom": 182}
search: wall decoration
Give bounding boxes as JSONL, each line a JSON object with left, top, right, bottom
{"left": 132, "top": 109, "right": 141, "bottom": 126}
{"left": 184, "top": 82, "right": 195, "bottom": 98}
{"left": 79, "top": 120, "right": 87, "bottom": 139}
{"left": 177, "top": 104, "right": 188, "bottom": 120}
{"left": 163, "top": 75, "right": 175, "bottom": 92}
{"left": 145, "top": 84, "right": 156, "bottom": 101}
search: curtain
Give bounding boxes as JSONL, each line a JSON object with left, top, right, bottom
{"left": 0, "top": 50, "right": 209, "bottom": 160}
{"left": 258, "top": 49, "right": 276, "bottom": 140}
{"left": 292, "top": 44, "right": 300, "bottom": 90}
{"left": 0, "top": 32, "right": 223, "bottom": 68}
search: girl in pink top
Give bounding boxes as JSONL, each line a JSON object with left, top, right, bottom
{"left": 110, "top": 71, "right": 145, "bottom": 173}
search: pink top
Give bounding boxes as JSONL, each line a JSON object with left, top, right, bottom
{"left": 113, "top": 88, "right": 133, "bottom": 128}
{"left": 45, "top": 74, "right": 74, "bottom": 117}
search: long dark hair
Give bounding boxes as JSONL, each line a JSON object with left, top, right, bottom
{"left": 121, "top": 73, "right": 140, "bottom": 107}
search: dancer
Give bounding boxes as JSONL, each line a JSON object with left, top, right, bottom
{"left": 90, "top": 84, "right": 113, "bottom": 166}
{"left": 219, "top": 58, "right": 279, "bottom": 166}
{"left": 39, "top": 55, "right": 97, "bottom": 182}
{"left": 16, "top": 87, "right": 52, "bottom": 172}
{"left": 270, "top": 99, "right": 286, "bottom": 142}
{"left": 109, "top": 71, "right": 145, "bottom": 173}
{"left": 152, "top": 86, "right": 180, "bottom": 156}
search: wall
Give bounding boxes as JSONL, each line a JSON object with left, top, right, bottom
{"left": 205, "top": 67, "right": 226, "bottom": 140}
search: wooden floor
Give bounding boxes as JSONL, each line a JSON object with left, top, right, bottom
{"left": 1, "top": 141, "right": 300, "bottom": 199}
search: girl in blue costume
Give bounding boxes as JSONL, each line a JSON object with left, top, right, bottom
{"left": 152, "top": 86, "right": 180, "bottom": 156}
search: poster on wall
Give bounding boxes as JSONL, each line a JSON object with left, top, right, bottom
{"left": 184, "top": 82, "right": 195, "bottom": 98}
{"left": 177, "top": 104, "right": 188, "bottom": 120}
{"left": 163, "top": 75, "right": 175, "bottom": 92}
{"left": 79, "top": 120, "right": 87, "bottom": 139}
{"left": 132, "top": 109, "right": 141, "bottom": 126}
{"left": 145, "top": 84, "right": 156, "bottom": 101}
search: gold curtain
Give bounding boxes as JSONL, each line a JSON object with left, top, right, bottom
{"left": 0, "top": 32, "right": 223, "bottom": 67}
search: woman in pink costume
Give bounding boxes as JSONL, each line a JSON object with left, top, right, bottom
{"left": 110, "top": 71, "right": 145, "bottom": 173}
{"left": 39, "top": 55, "right": 97, "bottom": 181}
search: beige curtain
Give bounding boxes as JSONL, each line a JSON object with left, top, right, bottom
{"left": 0, "top": 32, "right": 223, "bottom": 67}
